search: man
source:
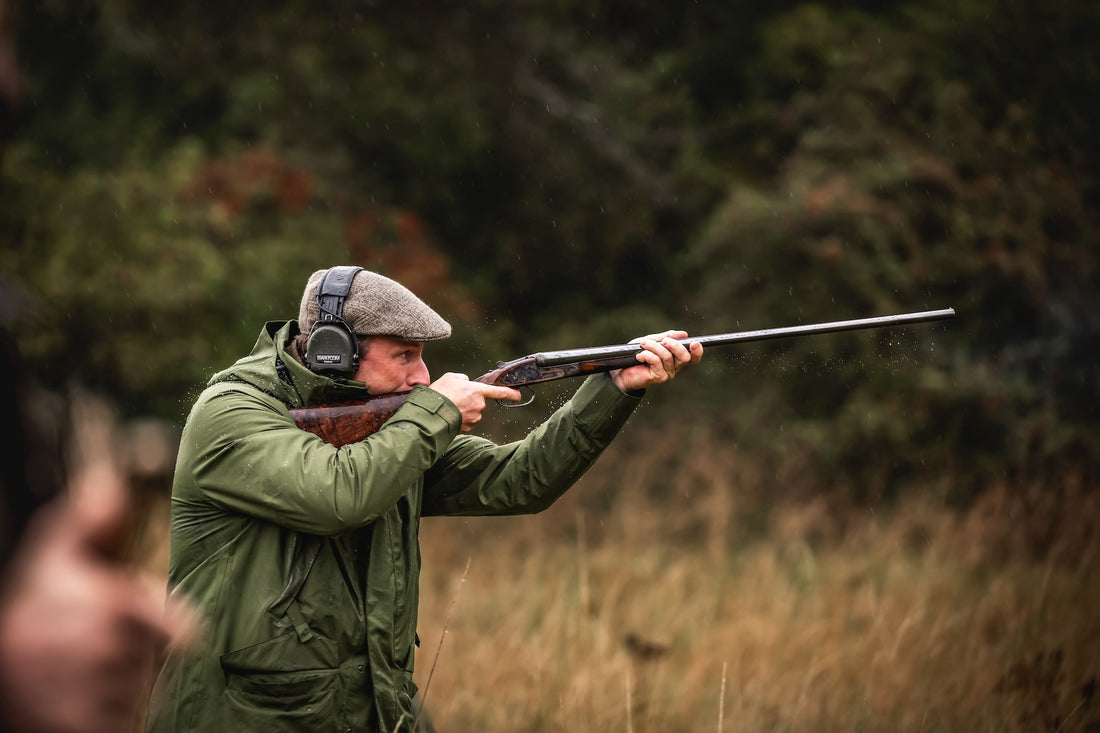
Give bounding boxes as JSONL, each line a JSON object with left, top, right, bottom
{"left": 145, "top": 266, "right": 702, "bottom": 732}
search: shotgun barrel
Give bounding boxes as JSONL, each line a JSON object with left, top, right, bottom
{"left": 532, "top": 308, "right": 955, "bottom": 367}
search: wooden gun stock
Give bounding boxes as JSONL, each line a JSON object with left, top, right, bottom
{"left": 291, "top": 392, "right": 412, "bottom": 448}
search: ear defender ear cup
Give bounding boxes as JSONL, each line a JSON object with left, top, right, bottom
{"left": 305, "top": 266, "right": 364, "bottom": 377}
{"left": 305, "top": 321, "right": 358, "bottom": 376}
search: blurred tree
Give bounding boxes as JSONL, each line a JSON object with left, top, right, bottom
{"left": 2, "top": 143, "right": 342, "bottom": 416}
{"left": 7, "top": 0, "right": 719, "bottom": 343}
{"left": 680, "top": 2, "right": 1100, "bottom": 499}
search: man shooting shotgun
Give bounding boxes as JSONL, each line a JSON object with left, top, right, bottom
{"left": 292, "top": 308, "right": 955, "bottom": 448}
{"left": 145, "top": 266, "right": 703, "bottom": 733}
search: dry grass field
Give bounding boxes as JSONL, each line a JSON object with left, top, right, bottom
{"left": 411, "top": 431, "right": 1099, "bottom": 733}
{"left": 128, "top": 424, "right": 1098, "bottom": 733}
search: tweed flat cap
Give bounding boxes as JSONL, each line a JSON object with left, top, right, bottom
{"left": 298, "top": 268, "right": 452, "bottom": 341}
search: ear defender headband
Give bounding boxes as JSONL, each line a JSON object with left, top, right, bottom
{"left": 305, "top": 265, "right": 364, "bottom": 377}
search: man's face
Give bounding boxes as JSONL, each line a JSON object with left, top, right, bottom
{"left": 353, "top": 335, "right": 430, "bottom": 394}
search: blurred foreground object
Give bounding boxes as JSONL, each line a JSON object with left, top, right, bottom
{"left": 0, "top": 0, "right": 21, "bottom": 144}
{"left": 0, "top": 327, "right": 196, "bottom": 733}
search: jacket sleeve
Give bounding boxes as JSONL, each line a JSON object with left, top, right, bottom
{"left": 178, "top": 382, "right": 462, "bottom": 535}
{"left": 420, "top": 374, "right": 641, "bottom": 517}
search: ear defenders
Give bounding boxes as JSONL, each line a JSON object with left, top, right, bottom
{"left": 305, "top": 265, "right": 364, "bottom": 377}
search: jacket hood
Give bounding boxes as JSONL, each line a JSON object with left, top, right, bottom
{"left": 208, "top": 320, "right": 372, "bottom": 408}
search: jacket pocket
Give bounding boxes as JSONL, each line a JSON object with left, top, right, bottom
{"left": 220, "top": 631, "right": 340, "bottom": 726}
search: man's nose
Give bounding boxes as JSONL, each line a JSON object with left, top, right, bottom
{"left": 408, "top": 359, "right": 430, "bottom": 387}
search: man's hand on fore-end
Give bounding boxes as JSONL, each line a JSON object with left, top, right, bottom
{"left": 429, "top": 373, "right": 521, "bottom": 433}
{"left": 611, "top": 330, "right": 704, "bottom": 395}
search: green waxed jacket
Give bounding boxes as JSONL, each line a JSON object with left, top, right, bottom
{"left": 145, "top": 321, "right": 641, "bottom": 733}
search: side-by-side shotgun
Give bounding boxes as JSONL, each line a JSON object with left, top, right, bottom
{"left": 291, "top": 307, "right": 955, "bottom": 448}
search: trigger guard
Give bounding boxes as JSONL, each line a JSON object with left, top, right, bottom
{"left": 498, "top": 386, "right": 535, "bottom": 408}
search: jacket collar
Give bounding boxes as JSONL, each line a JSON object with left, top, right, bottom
{"left": 209, "top": 321, "right": 372, "bottom": 408}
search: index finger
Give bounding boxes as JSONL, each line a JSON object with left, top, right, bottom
{"left": 479, "top": 383, "right": 523, "bottom": 402}
{"left": 659, "top": 334, "right": 694, "bottom": 359}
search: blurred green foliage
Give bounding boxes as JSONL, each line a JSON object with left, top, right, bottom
{"left": 678, "top": 2, "right": 1099, "bottom": 498}
{"left": 1, "top": 0, "right": 1097, "bottom": 500}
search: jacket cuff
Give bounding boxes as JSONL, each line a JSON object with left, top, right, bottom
{"left": 569, "top": 373, "right": 643, "bottom": 441}
{"left": 400, "top": 385, "right": 463, "bottom": 433}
